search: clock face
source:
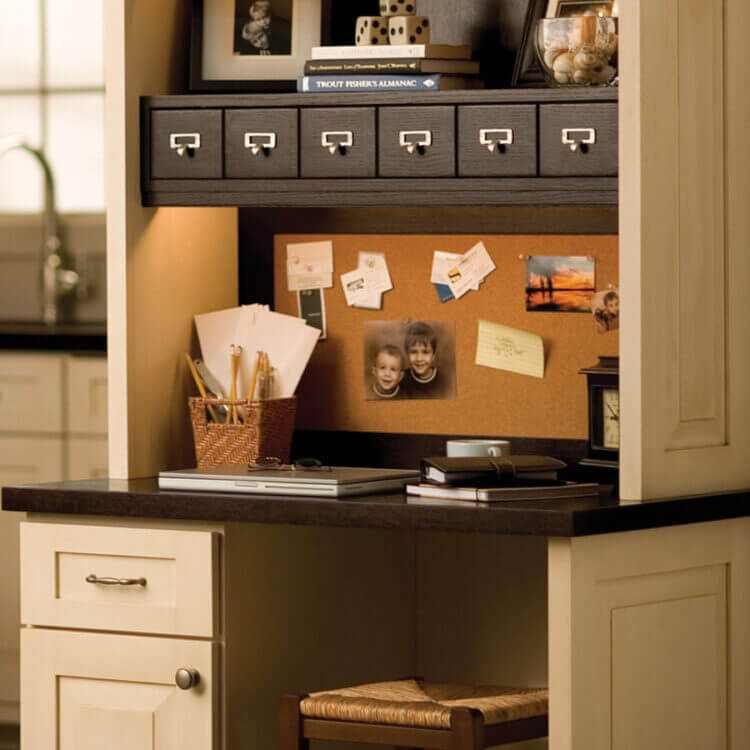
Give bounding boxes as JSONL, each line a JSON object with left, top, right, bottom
{"left": 602, "top": 388, "right": 620, "bottom": 449}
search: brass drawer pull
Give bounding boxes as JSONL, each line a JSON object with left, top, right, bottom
{"left": 479, "top": 128, "right": 514, "bottom": 153}
{"left": 169, "top": 132, "right": 201, "bottom": 157}
{"left": 399, "top": 130, "right": 432, "bottom": 155}
{"left": 86, "top": 574, "right": 147, "bottom": 587}
{"left": 561, "top": 127, "right": 596, "bottom": 152}
{"left": 321, "top": 131, "right": 353, "bottom": 155}
{"left": 244, "top": 132, "right": 277, "bottom": 155}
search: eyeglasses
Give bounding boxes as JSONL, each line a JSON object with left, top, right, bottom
{"left": 247, "top": 457, "right": 331, "bottom": 472}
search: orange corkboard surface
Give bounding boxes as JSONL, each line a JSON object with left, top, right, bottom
{"left": 274, "top": 235, "right": 618, "bottom": 439}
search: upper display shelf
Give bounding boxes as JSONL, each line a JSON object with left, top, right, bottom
{"left": 141, "top": 89, "right": 618, "bottom": 209}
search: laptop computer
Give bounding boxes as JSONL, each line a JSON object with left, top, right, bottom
{"left": 158, "top": 465, "right": 419, "bottom": 497}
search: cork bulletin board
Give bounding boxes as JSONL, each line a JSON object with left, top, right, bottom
{"left": 274, "top": 235, "right": 618, "bottom": 439}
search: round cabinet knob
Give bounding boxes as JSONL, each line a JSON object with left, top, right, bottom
{"left": 175, "top": 668, "right": 200, "bottom": 690}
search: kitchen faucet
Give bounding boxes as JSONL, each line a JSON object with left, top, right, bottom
{"left": 0, "top": 134, "right": 79, "bottom": 325}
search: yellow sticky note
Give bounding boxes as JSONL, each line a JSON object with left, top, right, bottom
{"left": 475, "top": 320, "right": 545, "bottom": 379}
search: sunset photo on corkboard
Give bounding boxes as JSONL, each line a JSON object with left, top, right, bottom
{"left": 526, "top": 255, "right": 595, "bottom": 312}
{"left": 364, "top": 320, "right": 456, "bottom": 401}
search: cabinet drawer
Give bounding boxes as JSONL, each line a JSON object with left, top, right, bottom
{"left": 379, "top": 106, "right": 455, "bottom": 177}
{"left": 21, "top": 523, "right": 219, "bottom": 637}
{"left": 225, "top": 108, "right": 298, "bottom": 178}
{"left": 300, "top": 107, "right": 376, "bottom": 178}
{"left": 0, "top": 353, "right": 64, "bottom": 433}
{"left": 66, "top": 356, "right": 107, "bottom": 435}
{"left": 539, "top": 103, "right": 618, "bottom": 176}
{"left": 22, "top": 629, "right": 217, "bottom": 750}
{"left": 458, "top": 105, "right": 537, "bottom": 177}
{"left": 0, "top": 435, "right": 64, "bottom": 484}
{"left": 151, "top": 109, "right": 223, "bottom": 179}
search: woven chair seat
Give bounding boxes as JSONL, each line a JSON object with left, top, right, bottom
{"left": 299, "top": 679, "right": 549, "bottom": 730}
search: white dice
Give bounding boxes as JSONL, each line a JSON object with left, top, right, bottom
{"left": 388, "top": 16, "right": 430, "bottom": 45}
{"left": 355, "top": 16, "right": 390, "bottom": 45}
{"left": 379, "top": 0, "right": 417, "bottom": 17}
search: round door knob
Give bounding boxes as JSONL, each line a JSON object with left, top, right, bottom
{"left": 175, "top": 668, "right": 200, "bottom": 690}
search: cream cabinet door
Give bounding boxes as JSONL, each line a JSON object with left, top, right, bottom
{"left": 66, "top": 356, "right": 108, "bottom": 436}
{"left": 67, "top": 436, "right": 108, "bottom": 480}
{"left": 22, "top": 629, "right": 218, "bottom": 750}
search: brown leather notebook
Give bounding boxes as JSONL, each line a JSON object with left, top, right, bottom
{"left": 421, "top": 455, "right": 567, "bottom": 486}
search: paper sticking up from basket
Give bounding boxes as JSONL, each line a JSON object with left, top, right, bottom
{"left": 193, "top": 304, "right": 321, "bottom": 402}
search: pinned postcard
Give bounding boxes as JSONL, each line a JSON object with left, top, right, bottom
{"left": 475, "top": 320, "right": 545, "bottom": 379}
{"left": 448, "top": 242, "right": 496, "bottom": 299}
{"left": 297, "top": 289, "right": 327, "bottom": 339}
{"left": 341, "top": 251, "right": 393, "bottom": 309}
{"left": 286, "top": 240, "right": 334, "bottom": 291}
{"left": 526, "top": 255, "right": 595, "bottom": 312}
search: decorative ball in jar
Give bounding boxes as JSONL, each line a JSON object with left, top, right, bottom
{"left": 537, "top": 16, "right": 617, "bottom": 87}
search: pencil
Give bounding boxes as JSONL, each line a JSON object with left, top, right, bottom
{"left": 247, "top": 350, "right": 262, "bottom": 402}
{"left": 263, "top": 352, "right": 271, "bottom": 399}
{"left": 227, "top": 345, "right": 242, "bottom": 424}
{"left": 184, "top": 352, "right": 218, "bottom": 422}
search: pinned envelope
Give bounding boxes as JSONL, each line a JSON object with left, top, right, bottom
{"left": 286, "top": 240, "right": 334, "bottom": 291}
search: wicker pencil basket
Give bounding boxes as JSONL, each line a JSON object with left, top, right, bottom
{"left": 189, "top": 397, "right": 297, "bottom": 468}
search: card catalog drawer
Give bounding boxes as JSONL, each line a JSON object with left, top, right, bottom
{"left": 458, "top": 105, "right": 537, "bottom": 177}
{"left": 225, "top": 108, "right": 298, "bottom": 178}
{"left": 300, "top": 107, "right": 376, "bottom": 178}
{"left": 151, "top": 109, "right": 223, "bottom": 179}
{"left": 21, "top": 523, "right": 219, "bottom": 637}
{"left": 379, "top": 106, "right": 455, "bottom": 177}
{"left": 0, "top": 353, "right": 65, "bottom": 433}
{"left": 539, "top": 103, "right": 618, "bottom": 176}
{"left": 66, "top": 356, "right": 107, "bottom": 435}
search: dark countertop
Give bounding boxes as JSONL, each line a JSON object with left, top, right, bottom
{"left": 3, "top": 478, "right": 749, "bottom": 537}
{"left": 0, "top": 321, "right": 106, "bottom": 352}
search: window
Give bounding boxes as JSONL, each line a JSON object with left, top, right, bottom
{"left": 0, "top": 0, "right": 104, "bottom": 213}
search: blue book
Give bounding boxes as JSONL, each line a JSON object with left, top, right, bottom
{"left": 297, "top": 74, "right": 474, "bottom": 93}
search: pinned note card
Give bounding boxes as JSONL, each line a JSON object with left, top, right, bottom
{"left": 448, "top": 242, "right": 496, "bottom": 299}
{"left": 286, "top": 241, "right": 334, "bottom": 291}
{"left": 475, "top": 320, "right": 545, "bottom": 379}
{"left": 341, "top": 252, "right": 393, "bottom": 309}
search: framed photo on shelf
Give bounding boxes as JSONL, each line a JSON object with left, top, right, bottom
{"left": 511, "top": 0, "right": 548, "bottom": 87}
{"left": 545, "top": 0, "right": 616, "bottom": 17}
{"left": 190, "top": 0, "right": 323, "bottom": 92}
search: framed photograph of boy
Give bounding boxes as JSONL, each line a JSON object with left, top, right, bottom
{"left": 364, "top": 321, "right": 457, "bottom": 402}
{"left": 190, "top": 0, "right": 322, "bottom": 92}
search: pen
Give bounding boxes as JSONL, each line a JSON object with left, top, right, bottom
{"left": 184, "top": 352, "right": 218, "bottom": 422}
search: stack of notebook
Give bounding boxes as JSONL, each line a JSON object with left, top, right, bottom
{"left": 298, "top": 44, "right": 482, "bottom": 93}
{"left": 407, "top": 456, "right": 600, "bottom": 503}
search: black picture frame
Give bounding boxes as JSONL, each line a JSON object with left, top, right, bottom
{"left": 189, "top": 0, "right": 333, "bottom": 93}
{"left": 510, "top": 0, "right": 548, "bottom": 87}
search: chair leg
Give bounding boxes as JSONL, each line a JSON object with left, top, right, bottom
{"left": 450, "top": 708, "right": 484, "bottom": 750}
{"left": 280, "top": 695, "right": 309, "bottom": 750}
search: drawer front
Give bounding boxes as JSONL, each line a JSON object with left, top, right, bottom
{"left": 378, "top": 106, "right": 455, "bottom": 177}
{"left": 0, "top": 353, "right": 65, "bottom": 433}
{"left": 151, "top": 109, "right": 223, "bottom": 179}
{"left": 21, "top": 523, "right": 219, "bottom": 637}
{"left": 66, "top": 356, "right": 107, "bottom": 435}
{"left": 300, "top": 107, "right": 376, "bottom": 178}
{"left": 225, "top": 108, "right": 298, "bottom": 178}
{"left": 539, "top": 103, "right": 618, "bottom": 176}
{"left": 458, "top": 105, "right": 537, "bottom": 177}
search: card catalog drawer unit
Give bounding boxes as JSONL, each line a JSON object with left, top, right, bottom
{"left": 0, "top": 353, "right": 64, "bottom": 433}
{"left": 21, "top": 523, "right": 219, "bottom": 637}
{"left": 458, "top": 105, "right": 537, "bottom": 177}
{"left": 150, "top": 109, "right": 223, "bottom": 179}
{"left": 378, "top": 106, "right": 455, "bottom": 177}
{"left": 300, "top": 107, "right": 376, "bottom": 178}
{"left": 225, "top": 108, "right": 298, "bottom": 178}
{"left": 539, "top": 103, "right": 618, "bottom": 176}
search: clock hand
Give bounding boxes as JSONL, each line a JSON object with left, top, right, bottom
{"left": 606, "top": 404, "right": 619, "bottom": 420}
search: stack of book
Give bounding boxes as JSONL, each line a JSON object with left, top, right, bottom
{"left": 407, "top": 455, "right": 600, "bottom": 503}
{"left": 298, "top": 44, "right": 482, "bottom": 94}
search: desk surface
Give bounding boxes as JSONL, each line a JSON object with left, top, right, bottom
{"left": 3, "top": 478, "right": 749, "bottom": 537}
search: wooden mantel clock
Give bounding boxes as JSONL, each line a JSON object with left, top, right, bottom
{"left": 579, "top": 356, "right": 619, "bottom": 469}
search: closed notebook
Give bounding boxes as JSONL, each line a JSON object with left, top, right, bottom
{"left": 407, "top": 481, "right": 599, "bottom": 503}
{"left": 421, "top": 455, "right": 566, "bottom": 486}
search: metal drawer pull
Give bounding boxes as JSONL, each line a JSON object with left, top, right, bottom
{"left": 562, "top": 128, "right": 596, "bottom": 152}
{"left": 175, "top": 668, "right": 200, "bottom": 690}
{"left": 169, "top": 133, "right": 201, "bottom": 157}
{"left": 321, "top": 131, "right": 353, "bottom": 155}
{"left": 244, "top": 132, "right": 277, "bottom": 155}
{"left": 86, "top": 574, "right": 147, "bottom": 587}
{"left": 399, "top": 130, "right": 432, "bottom": 155}
{"left": 479, "top": 128, "right": 514, "bottom": 153}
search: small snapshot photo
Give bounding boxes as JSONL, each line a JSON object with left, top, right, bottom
{"left": 590, "top": 287, "right": 620, "bottom": 333}
{"left": 234, "top": 0, "right": 293, "bottom": 56}
{"left": 553, "top": 0, "right": 616, "bottom": 17}
{"left": 526, "top": 255, "right": 596, "bottom": 313}
{"left": 364, "top": 320, "right": 457, "bottom": 401}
